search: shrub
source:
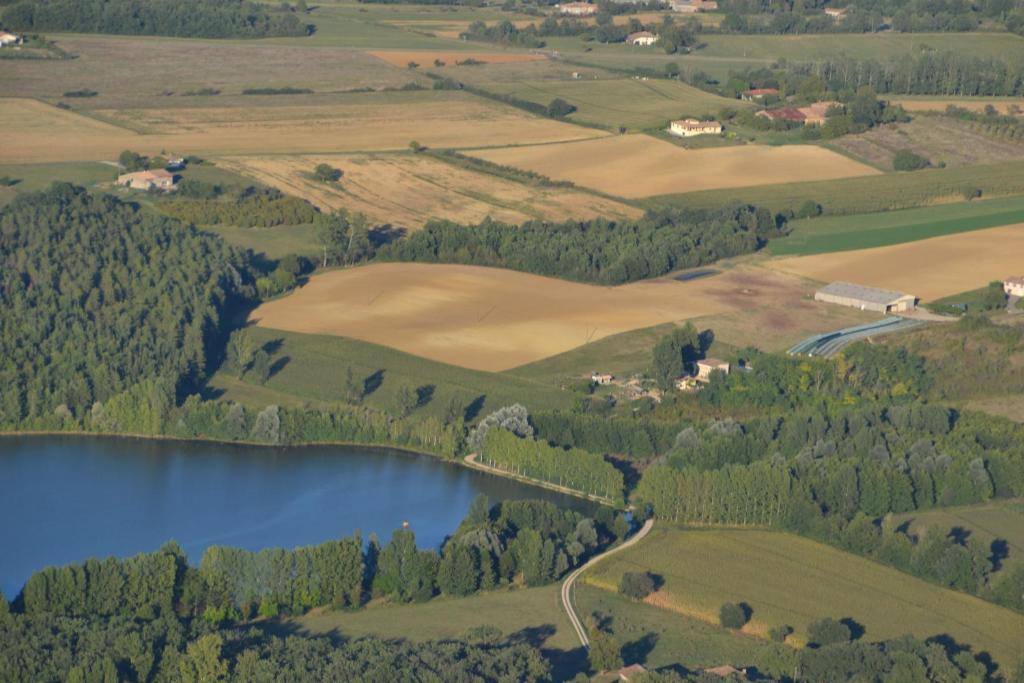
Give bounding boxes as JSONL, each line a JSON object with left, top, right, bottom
{"left": 547, "top": 98, "right": 576, "bottom": 118}
{"left": 807, "top": 617, "right": 852, "bottom": 647}
{"left": 795, "top": 199, "right": 823, "bottom": 219}
{"left": 768, "top": 624, "right": 793, "bottom": 642}
{"left": 719, "top": 602, "right": 748, "bottom": 629}
{"left": 63, "top": 89, "right": 98, "bottom": 97}
{"left": 893, "top": 149, "right": 930, "bottom": 171}
{"left": 313, "top": 163, "right": 342, "bottom": 183}
{"left": 619, "top": 571, "right": 656, "bottom": 600}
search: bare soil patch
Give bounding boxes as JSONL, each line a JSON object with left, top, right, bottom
{"left": 829, "top": 117, "right": 1024, "bottom": 169}
{"left": 1, "top": 93, "right": 604, "bottom": 163}
{"left": 768, "top": 223, "right": 1024, "bottom": 301}
{"left": 367, "top": 50, "right": 546, "bottom": 67}
{"left": 219, "top": 154, "right": 640, "bottom": 229}
{"left": 468, "top": 134, "right": 880, "bottom": 198}
{"left": 249, "top": 262, "right": 831, "bottom": 371}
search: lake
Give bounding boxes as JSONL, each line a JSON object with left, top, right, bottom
{"left": 0, "top": 435, "right": 594, "bottom": 597}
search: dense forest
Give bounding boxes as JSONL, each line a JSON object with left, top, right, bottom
{"left": 379, "top": 204, "right": 785, "bottom": 285}
{"left": 0, "top": 0, "right": 311, "bottom": 38}
{"left": 0, "top": 184, "right": 249, "bottom": 426}
{"left": 0, "top": 497, "right": 628, "bottom": 681}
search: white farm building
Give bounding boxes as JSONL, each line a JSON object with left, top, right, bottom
{"left": 814, "top": 282, "right": 917, "bottom": 314}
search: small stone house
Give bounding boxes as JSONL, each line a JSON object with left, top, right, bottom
{"left": 591, "top": 371, "right": 614, "bottom": 385}
{"left": 627, "top": 31, "right": 659, "bottom": 46}
{"left": 696, "top": 358, "right": 730, "bottom": 382}
{"left": 116, "top": 169, "right": 176, "bottom": 191}
{"left": 668, "top": 117, "right": 723, "bottom": 137}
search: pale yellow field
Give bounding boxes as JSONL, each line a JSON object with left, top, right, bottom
{"left": 892, "top": 97, "right": 1024, "bottom": 114}
{"left": 468, "top": 134, "right": 882, "bottom": 198}
{"left": 366, "top": 50, "right": 546, "bottom": 67}
{"left": 0, "top": 94, "right": 605, "bottom": 163}
{"left": 769, "top": 223, "right": 1024, "bottom": 301}
{"left": 250, "top": 262, "right": 825, "bottom": 371}
{"left": 218, "top": 154, "right": 640, "bottom": 229}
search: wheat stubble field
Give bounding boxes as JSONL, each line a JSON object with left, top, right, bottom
{"left": 218, "top": 154, "right": 641, "bottom": 229}
{"left": 0, "top": 94, "right": 606, "bottom": 163}
{"left": 249, "top": 262, "right": 826, "bottom": 371}
{"left": 468, "top": 134, "right": 882, "bottom": 198}
{"left": 769, "top": 222, "right": 1024, "bottom": 300}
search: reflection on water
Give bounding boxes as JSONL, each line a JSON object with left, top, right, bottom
{"left": 0, "top": 435, "right": 593, "bottom": 597}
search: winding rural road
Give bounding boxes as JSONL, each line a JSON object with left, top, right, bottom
{"left": 561, "top": 518, "right": 655, "bottom": 649}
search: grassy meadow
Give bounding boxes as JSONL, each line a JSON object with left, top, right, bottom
{"left": 769, "top": 195, "right": 1024, "bottom": 256}
{"left": 893, "top": 500, "right": 1024, "bottom": 573}
{"left": 207, "top": 326, "right": 574, "bottom": 421}
{"left": 583, "top": 526, "right": 1024, "bottom": 673}
{"left": 477, "top": 77, "right": 747, "bottom": 131}
{"left": 0, "top": 161, "right": 117, "bottom": 206}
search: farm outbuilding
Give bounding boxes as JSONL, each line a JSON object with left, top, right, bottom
{"left": 815, "top": 281, "right": 917, "bottom": 313}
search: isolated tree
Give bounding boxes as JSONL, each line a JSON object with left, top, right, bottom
{"left": 807, "top": 617, "right": 852, "bottom": 647}
{"left": 893, "top": 149, "right": 930, "bottom": 171}
{"left": 396, "top": 384, "right": 418, "bottom": 417}
{"left": 409, "top": 140, "right": 424, "bottom": 153}
{"left": 546, "top": 98, "right": 576, "bottom": 118}
{"left": 433, "top": 58, "right": 445, "bottom": 67}
{"left": 312, "top": 163, "right": 342, "bottom": 183}
{"left": 314, "top": 210, "right": 350, "bottom": 268}
{"left": 118, "top": 150, "right": 147, "bottom": 171}
{"left": 719, "top": 602, "right": 748, "bottom": 629}
{"left": 619, "top": 571, "right": 656, "bottom": 600}
{"left": 588, "top": 628, "right": 623, "bottom": 673}
{"left": 226, "top": 330, "right": 256, "bottom": 377}
{"left": 342, "top": 367, "right": 363, "bottom": 403}
{"left": 250, "top": 348, "right": 271, "bottom": 384}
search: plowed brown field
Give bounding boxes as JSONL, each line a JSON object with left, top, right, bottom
{"left": 468, "top": 134, "right": 881, "bottom": 198}
{"left": 249, "top": 262, "right": 823, "bottom": 371}
{"left": 768, "top": 223, "right": 1024, "bottom": 300}
{"left": 218, "top": 154, "right": 640, "bottom": 229}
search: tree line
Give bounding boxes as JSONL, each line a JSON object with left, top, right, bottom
{"left": 378, "top": 203, "right": 785, "bottom": 285}
{"left": 1, "top": 0, "right": 312, "bottom": 38}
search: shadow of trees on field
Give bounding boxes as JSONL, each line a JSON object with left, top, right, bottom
{"left": 363, "top": 369, "right": 385, "bottom": 397}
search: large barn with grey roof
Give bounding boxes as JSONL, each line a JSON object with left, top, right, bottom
{"left": 814, "top": 282, "right": 917, "bottom": 314}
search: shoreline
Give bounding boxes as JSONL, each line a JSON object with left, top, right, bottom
{"left": 464, "top": 453, "right": 616, "bottom": 507}
{"left": 0, "top": 430, "right": 603, "bottom": 505}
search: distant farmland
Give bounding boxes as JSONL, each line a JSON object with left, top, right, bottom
{"left": 0, "top": 93, "right": 606, "bottom": 163}
{"left": 584, "top": 527, "right": 1024, "bottom": 674}
{"left": 468, "top": 135, "right": 880, "bottom": 198}
{"left": 768, "top": 222, "right": 1024, "bottom": 301}
{"left": 218, "top": 153, "right": 640, "bottom": 230}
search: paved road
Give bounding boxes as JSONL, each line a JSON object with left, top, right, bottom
{"left": 561, "top": 518, "right": 655, "bottom": 649}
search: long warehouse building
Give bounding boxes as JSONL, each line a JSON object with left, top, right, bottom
{"left": 814, "top": 281, "right": 917, "bottom": 314}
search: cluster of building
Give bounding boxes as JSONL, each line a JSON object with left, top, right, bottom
{"left": 671, "top": 0, "right": 718, "bottom": 12}
{"left": 590, "top": 357, "right": 731, "bottom": 398}
{"left": 0, "top": 30, "right": 23, "bottom": 47}
{"left": 558, "top": 1, "right": 598, "bottom": 15}
{"left": 815, "top": 282, "right": 917, "bottom": 314}
{"left": 757, "top": 100, "right": 843, "bottom": 126}
{"left": 626, "top": 30, "right": 658, "bottom": 46}
{"left": 668, "top": 117, "right": 723, "bottom": 137}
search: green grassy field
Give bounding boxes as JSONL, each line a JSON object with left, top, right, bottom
{"left": 478, "top": 77, "right": 747, "bottom": 131}
{"left": 204, "top": 224, "right": 321, "bottom": 259}
{"left": 644, "top": 160, "right": 1024, "bottom": 216}
{"left": 286, "top": 584, "right": 587, "bottom": 677}
{"left": 0, "top": 161, "right": 116, "bottom": 206}
{"left": 769, "top": 195, "right": 1024, "bottom": 256}
{"left": 893, "top": 499, "right": 1024, "bottom": 573}
{"left": 208, "top": 327, "right": 574, "bottom": 421}
{"left": 575, "top": 584, "right": 790, "bottom": 675}
{"left": 584, "top": 526, "right": 1024, "bottom": 674}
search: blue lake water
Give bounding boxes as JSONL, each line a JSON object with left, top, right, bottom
{"left": 0, "top": 435, "right": 593, "bottom": 597}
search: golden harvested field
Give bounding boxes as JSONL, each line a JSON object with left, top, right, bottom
{"left": 250, "top": 262, "right": 828, "bottom": 371}
{"left": 218, "top": 154, "right": 640, "bottom": 229}
{"left": 366, "top": 50, "right": 546, "bottom": 67}
{"left": 468, "top": 135, "right": 881, "bottom": 198}
{"left": 0, "top": 93, "right": 604, "bottom": 163}
{"left": 892, "top": 96, "right": 1024, "bottom": 114}
{"left": 768, "top": 223, "right": 1024, "bottom": 301}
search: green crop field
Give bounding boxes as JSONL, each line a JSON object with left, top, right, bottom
{"left": 583, "top": 526, "right": 1024, "bottom": 674}
{"left": 893, "top": 500, "right": 1024, "bottom": 573}
{"left": 477, "top": 77, "right": 747, "bottom": 131}
{"left": 769, "top": 195, "right": 1024, "bottom": 256}
{"left": 644, "top": 159, "right": 1024, "bottom": 216}
{"left": 207, "top": 327, "right": 573, "bottom": 422}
